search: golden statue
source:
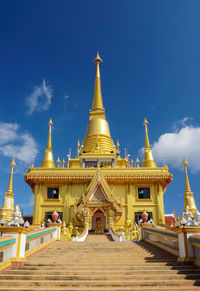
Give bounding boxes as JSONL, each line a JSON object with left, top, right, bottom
{"left": 95, "top": 220, "right": 104, "bottom": 233}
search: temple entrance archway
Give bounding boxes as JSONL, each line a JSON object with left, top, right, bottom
{"left": 92, "top": 209, "right": 106, "bottom": 232}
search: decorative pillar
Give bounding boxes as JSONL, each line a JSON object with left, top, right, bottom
{"left": 32, "top": 185, "right": 41, "bottom": 227}
{"left": 157, "top": 183, "right": 165, "bottom": 224}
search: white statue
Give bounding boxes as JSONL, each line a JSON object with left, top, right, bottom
{"left": 194, "top": 210, "right": 200, "bottom": 224}
{"left": 182, "top": 205, "right": 193, "bottom": 221}
{"left": 7, "top": 204, "right": 22, "bottom": 227}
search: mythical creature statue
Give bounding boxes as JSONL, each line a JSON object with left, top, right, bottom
{"left": 7, "top": 205, "right": 23, "bottom": 227}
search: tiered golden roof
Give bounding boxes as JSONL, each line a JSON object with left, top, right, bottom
{"left": 82, "top": 52, "right": 115, "bottom": 156}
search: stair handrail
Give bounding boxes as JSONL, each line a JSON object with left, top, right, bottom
{"left": 109, "top": 222, "right": 123, "bottom": 241}
{"left": 73, "top": 222, "right": 88, "bottom": 242}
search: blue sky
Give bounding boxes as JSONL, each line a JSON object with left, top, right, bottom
{"left": 0, "top": 0, "right": 200, "bottom": 216}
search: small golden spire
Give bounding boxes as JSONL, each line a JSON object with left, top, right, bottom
{"left": 77, "top": 140, "right": 80, "bottom": 148}
{"left": 91, "top": 52, "right": 104, "bottom": 111}
{"left": 182, "top": 157, "right": 198, "bottom": 214}
{"left": 130, "top": 159, "right": 134, "bottom": 168}
{"left": 7, "top": 159, "right": 16, "bottom": 194}
{"left": 142, "top": 118, "right": 157, "bottom": 168}
{"left": 135, "top": 157, "right": 140, "bottom": 168}
{"left": 182, "top": 157, "right": 191, "bottom": 193}
{"left": 116, "top": 140, "right": 120, "bottom": 148}
{"left": 56, "top": 157, "right": 60, "bottom": 168}
{"left": 40, "top": 119, "right": 55, "bottom": 168}
{"left": 62, "top": 158, "right": 65, "bottom": 168}
{"left": 0, "top": 159, "right": 16, "bottom": 221}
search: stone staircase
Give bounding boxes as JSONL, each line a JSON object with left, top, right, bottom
{"left": 0, "top": 234, "right": 200, "bottom": 290}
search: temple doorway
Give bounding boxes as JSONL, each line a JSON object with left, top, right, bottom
{"left": 92, "top": 209, "right": 106, "bottom": 232}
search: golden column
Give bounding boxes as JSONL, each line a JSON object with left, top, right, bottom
{"left": 0, "top": 159, "right": 16, "bottom": 222}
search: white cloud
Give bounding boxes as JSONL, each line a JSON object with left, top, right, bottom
{"left": 0, "top": 122, "right": 38, "bottom": 164}
{"left": 64, "top": 95, "right": 69, "bottom": 99}
{"left": 26, "top": 79, "right": 52, "bottom": 115}
{"left": 152, "top": 124, "right": 200, "bottom": 172}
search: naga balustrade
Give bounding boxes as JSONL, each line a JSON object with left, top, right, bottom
{"left": 141, "top": 223, "right": 200, "bottom": 265}
{"left": 0, "top": 224, "right": 61, "bottom": 272}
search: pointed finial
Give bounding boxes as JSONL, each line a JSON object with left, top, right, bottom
{"left": 130, "top": 159, "right": 134, "bottom": 168}
{"left": 56, "top": 157, "right": 61, "bottom": 168}
{"left": 182, "top": 157, "right": 191, "bottom": 193}
{"left": 62, "top": 158, "right": 65, "bottom": 168}
{"left": 143, "top": 118, "right": 148, "bottom": 126}
{"left": 10, "top": 158, "right": 16, "bottom": 168}
{"left": 94, "top": 51, "right": 103, "bottom": 64}
{"left": 48, "top": 118, "right": 53, "bottom": 126}
{"left": 135, "top": 157, "right": 140, "bottom": 168}
{"left": 182, "top": 157, "right": 188, "bottom": 168}
{"left": 40, "top": 119, "right": 55, "bottom": 168}
{"left": 77, "top": 140, "right": 80, "bottom": 148}
{"left": 116, "top": 140, "right": 120, "bottom": 148}
{"left": 142, "top": 118, "right": 157, "bottom": 168}
{"left": 7, "top": 159, "right": 16, "bottom": 194}
{"left": 91, "top": 52, "right": 104, "bottom": 111}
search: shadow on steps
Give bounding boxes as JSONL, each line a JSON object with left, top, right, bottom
{"left": 136, "top": 240, "right": 200, "bottom": 286}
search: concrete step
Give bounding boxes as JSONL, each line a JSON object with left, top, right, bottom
{"left": 0, "top": 279, "right": 198, "bottom": 287}
{"left": 5, "top": 269, "right": 200, "bottom": 275}
{"left": 0, "top": 239, "right": 199, "bottom": 290}
{"left": 10, "top": 265, "right": 197, "bottom": 271}
{"left": 0, "top": 288, "right": 199, "bottom": 291}
{"left": 1, "top": 274, "right": 200, "bottom": 281}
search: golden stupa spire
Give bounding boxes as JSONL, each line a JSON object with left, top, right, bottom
{"left": 40, "top": 118, "right": 55, "bottom": 168}
{"left": 0, "top": 159, "right": 16, "bottom": 221}
{"left": 142, "top": 118, "right": 157, "bottom": 168}
{"left": 91, "top": 52, "right": 104, "bottom": 111}
{"left": 182, "top": 157, "right": 198, "bottom": 214}
{"left": 82, "top": 52, "right": 115, "bottom": 155}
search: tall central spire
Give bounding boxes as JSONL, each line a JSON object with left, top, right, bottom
{"left": 40, "top": 119, "right": 55, "bottom": 168}
{"left": 91, "top": 52, "right": 104, "bottom": 111}
{"left": 142, "top": 118, "right": 157, "bottom": 168}
{"left": 82, "top": 52, "right": 115, "bottom": 155}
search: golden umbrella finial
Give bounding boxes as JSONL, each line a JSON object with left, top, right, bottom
{"left": 10, "top": 158, "right": 16, "bottom": 168}
{"left": 48, "top": 118, "right": 53, "bottom": 127}
{"left": 94, "top": 51, "right": 103, "bottom": 64}
{"left": 182, "top": 157, "right": 188, "bottom": 168}
{"left": 143, "top": 118, "right": 148, "bottom": 126}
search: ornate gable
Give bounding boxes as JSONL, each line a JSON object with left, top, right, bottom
{"left": 74, "top": 169, "right": 122, "bottom": 222}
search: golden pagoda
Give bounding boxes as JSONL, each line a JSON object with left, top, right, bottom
{"left": 25, "top": 53, "right": 173, "bottom": 229}
{"left": 0, "top": 159, "right": 16, "bottom": 222}
{"left": 182, "top": 157, "right": 198, "bottom": 215}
